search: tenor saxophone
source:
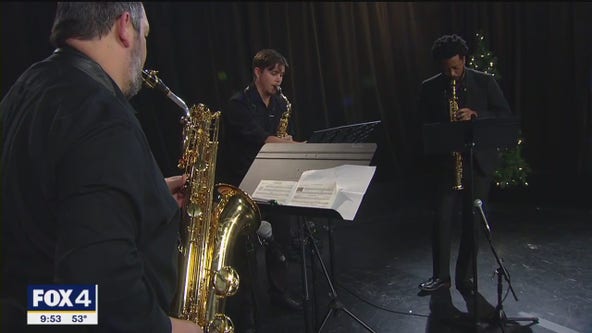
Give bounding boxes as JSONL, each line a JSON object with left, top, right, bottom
{"left": 449, "top": 79, "right": 464, "bottom": 191}
{"left": 142, "top": 70, "right": 261, "bottom": 333}
{"left": 276, "top": 86, "right": 291, "bottom": 138}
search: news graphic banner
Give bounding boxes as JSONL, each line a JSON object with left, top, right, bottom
{"left": 27, "top": 284, "right": 98, "bottom": 325}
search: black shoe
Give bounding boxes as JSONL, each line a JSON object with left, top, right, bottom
{"left": 418, "top": 277, "right": 451, "bottom": 292}
{"left": 270, "top": 292, "right": 302, "bottom": 311}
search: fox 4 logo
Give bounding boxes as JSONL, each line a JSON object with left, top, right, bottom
{"left": 28, "top": 285, "right": 97, "bottom": 311}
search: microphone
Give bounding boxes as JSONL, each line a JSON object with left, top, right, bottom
{"left": 473, "top": 198, "right": 491, "bottom": 234}
{"left": 256, "top": 220, "right": 273, "bottom": 240}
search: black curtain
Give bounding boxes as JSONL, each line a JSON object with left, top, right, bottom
{"left": 2, "top": 2, "right": 591, "bottom": 191}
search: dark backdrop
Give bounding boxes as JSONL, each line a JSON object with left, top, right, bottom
{"left": 2, "top": 2, "right": 591, "bottom": 196}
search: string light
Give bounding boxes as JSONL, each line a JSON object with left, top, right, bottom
{"left": 469, "top": 31, "right": 530, "bottom": 189}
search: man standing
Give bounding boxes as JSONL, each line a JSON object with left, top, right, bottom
{"left": 417, "top": 34, "right": 512, "bottom": 296}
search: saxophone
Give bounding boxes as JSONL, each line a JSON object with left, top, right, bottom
{"left": 276, "top": 86, "right": 291, "bottom": 138}
{"left": 449, "top": 79, "right": 464, "bottom": 191}
{"left": 142, "top": 70, "right": 261, "bottom": 333}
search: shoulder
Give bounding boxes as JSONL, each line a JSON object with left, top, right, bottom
{"left": 229, "top": 88, "right": 245, "bottom": 102}
{"left": 41, "top": 58, "right": 136, "bottom": 129}
{"left": 421, "top": 73, "right": 444, "bottom": 86}
{"left": 466, "top": 68, "right": 495, "bottom": 82}
{"left": 13, "top": 57, "right": 125, "bottom": 115}
{"left": 419, "top": 73, "right": 445, "bottom": 95}
{"left": 229, "top": 85, "right": 251, "bottom": 105}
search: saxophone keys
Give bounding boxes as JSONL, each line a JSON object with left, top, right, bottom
{"left": 213, "top": 266, "right": 240, "bottom": 297}
{"left": 207, "top": 314, "right": 234, "bottom": 333}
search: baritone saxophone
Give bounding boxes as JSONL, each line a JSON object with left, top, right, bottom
{"left": 142, "top": 69, "right": 261, "bottom": 333}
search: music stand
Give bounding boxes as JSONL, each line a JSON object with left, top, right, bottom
{"left": 307, "top": 120, "right": 381, "bottom": 144}
{"left": 240, "top": 143, "right": 377, "bottom": 333}
{"left": 423, "top": 117, "right": 528, "bottom": 329}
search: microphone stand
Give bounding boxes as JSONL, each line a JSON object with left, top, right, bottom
{"left": 473, "top": 199, "right": 539, "bottom": 329}
{"left": 464, "top": 119, "right": 480, "bottom": 331}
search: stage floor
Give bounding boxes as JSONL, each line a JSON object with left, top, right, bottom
{"left": 242, "top": 179, "right": 591, "bottom": 333}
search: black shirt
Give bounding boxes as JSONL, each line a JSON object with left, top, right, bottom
{"left": 216, "top": 83, "right": 288, "bottom": 187}
{"left": 1, "top": 46, "right": 179, "bottom": 332}
{"left": 418, "top": 68, "right": 512, "bottom": 179}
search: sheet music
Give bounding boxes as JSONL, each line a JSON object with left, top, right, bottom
{"left": 251, "top": 164, "right": 376, "bottom": 221}
{"left": 289, "top": 182, "right": 337, "bottom": 208}
{"left": 252, "top": 180, "right": 297, "bottom": 205}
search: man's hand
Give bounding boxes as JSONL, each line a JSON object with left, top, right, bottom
{"left": 265, "top": 135, "right": 298, "bottom": 143}
{"left": 170, "top": 317, "right": 203, "bottom": 333}
{"left": 456, "top": 108, "right": 478, "bottom": 121}
{"left": 165, "top": 175, "right": 188, "bottom": 208}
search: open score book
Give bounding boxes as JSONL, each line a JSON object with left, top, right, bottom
{"left": 250, "top": 164, "right": 376, "bottom": 221}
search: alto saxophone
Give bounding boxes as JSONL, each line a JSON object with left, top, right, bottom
{"left": 449, "top": 79, "right": 464, "bottom": 191}
{"left": 142, "top": 70, "right": 261, "bottom": 333}
{"left": 276, "top": 86, "right": 291, "bottom": 138}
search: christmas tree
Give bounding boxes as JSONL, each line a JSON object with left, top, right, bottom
{"left": 468, "top": 31, "right": 531, "bottom": 189}
{"left": 468, "top": 31, "right": 502, "bottom": 80}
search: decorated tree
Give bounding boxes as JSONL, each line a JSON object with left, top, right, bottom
{"left": 468, "top": 31, "right": 502, "bottom": 80}
{"left": 468, "top": 31, "right": 531, "bottom": 189}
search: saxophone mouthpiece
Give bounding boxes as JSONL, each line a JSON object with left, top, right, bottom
{"left": 142, "top": 69, "right": 171, "bottom": 95}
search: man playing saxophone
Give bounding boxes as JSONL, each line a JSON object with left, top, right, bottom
{"left": 216, "top": 48, "right": 302, "bottom": 332}
{"left": 218, "top": 49, "right": 298, "bottom": 187}
{"left": 1, "top": 3, "right": 201, "bottom": 332}
{"left": 417, "top": 34, "right": 512, "bottom": 298}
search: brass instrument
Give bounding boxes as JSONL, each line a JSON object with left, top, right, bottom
{"left": 142, "top": 70, "right": 261, "bottom": 332}
{"left": 141, "top": 69, "right": 190, "bottom": 118}
{"left": 276, "top": 86, "right": 292, "bottom": 138}
{"left": 449, "top": 79, "right": 464, "bottom": 191}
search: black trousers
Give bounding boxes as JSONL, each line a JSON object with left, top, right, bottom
{"left": 225, "top": 216, "right": 293, "bottom": 331}
{"left": 431, "top": 168, "right": 493, "bottom": 284}
{"left": 225, "top": 233, "right": 259, "bottom": 330}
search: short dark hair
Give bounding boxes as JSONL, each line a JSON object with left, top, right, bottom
{"left": 252, "top": 49, "right": 289, "bottom": 72}
{"left": 50, "top": 2, "right": 144, "bottom": 48}
{"left": 431, "top": 34, "right": 469, "bottom": 61}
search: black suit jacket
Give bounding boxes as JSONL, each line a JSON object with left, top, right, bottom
{"left": 1, "top": 46, "right": 179, "bottom": 332}
{"left": 418, "top": 68, "right": 512, "bottom": 180}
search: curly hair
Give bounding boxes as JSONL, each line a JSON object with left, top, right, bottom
{"left": 431, "top": 34, "right": 469, "bottom": 61}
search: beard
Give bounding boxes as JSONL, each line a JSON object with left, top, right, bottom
{"left": 125, "top": 40, "right": 144, "bottom": 99}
